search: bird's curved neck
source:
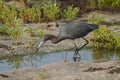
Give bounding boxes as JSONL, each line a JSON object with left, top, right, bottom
{"left": 45, "top": 34, "right": 62, "bottom": 44}
{"left": 51, "top": 36, "right": 61, "bottom": 44}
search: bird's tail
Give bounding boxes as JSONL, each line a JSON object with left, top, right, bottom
{"left": 89, "top": 24, "right": 99, "bottom": 30}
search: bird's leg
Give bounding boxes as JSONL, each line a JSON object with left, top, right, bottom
{"left": 64, "top": 50, "right": 68, "bottom": 62}
{"left": 61, "top": 46, "right": 68, "bottom": 62}
{"left": 73, "top": 38, "right": 89, "bottom": 62}
{"left": 77, "top": 38, "right": 89, "bottom": 51}
{"left": 73, "top": 41, "right": 81, "bottom": 62}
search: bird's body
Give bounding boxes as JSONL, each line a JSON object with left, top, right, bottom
{"left": 36, "top": 22, "right": 99, "bottom": 61}
{"left": 44, "top": 22, "right": 98, "bottom": 44}
{"left": 58, "top": 22, "right": 98, "bottom": 40}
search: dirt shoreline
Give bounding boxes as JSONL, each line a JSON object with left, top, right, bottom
{"left": 1, "top": 61, "right": 120, "bottom": 80}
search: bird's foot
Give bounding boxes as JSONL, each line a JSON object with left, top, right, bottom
{"left": 73, "top": 51, "right": 81, "bottom": 62}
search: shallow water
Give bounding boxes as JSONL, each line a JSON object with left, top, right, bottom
{"left": 0, "top": 49, "right": 119, "bottom": 73}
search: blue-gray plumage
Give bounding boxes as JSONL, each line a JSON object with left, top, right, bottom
{"left": 58, "top": 22, "right": 98, "bottom": 40}
{"left": 36, "top": 22, "right": 98, "bottom": 61}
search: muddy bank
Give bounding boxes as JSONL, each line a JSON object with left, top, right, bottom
{"left": 0, "top": 61, "right": 120, "bottom": 80}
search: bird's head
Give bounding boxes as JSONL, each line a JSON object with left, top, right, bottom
{"left": 35, "top": 34, "right": 55, "bottom": 52}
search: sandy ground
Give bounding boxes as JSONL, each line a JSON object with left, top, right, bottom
{"left": 1, "top": 61, "right": 120, "bottom": 80}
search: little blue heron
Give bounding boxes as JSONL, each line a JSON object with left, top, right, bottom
{"left": 36, "top": 22, "right": 98, "bottom": 61}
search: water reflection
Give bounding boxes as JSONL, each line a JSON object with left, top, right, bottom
{"left": 6, "top": 55, "right": 24, "bottom": 69}
{"left": 91, "top": 48, "right": 120, "bottom": 62}
{"left": 24, "top": 53, "right": 47, "bottom": 66}
{"left": 116, "top": 51, "right": 120, "bottom": 59}
{"left": 92, "top": 48, "right": 114, "bottom": 62}
{"left": 0, "top": 49, "right": 120, "bottom": 72}
{"left": 0, "top": 53, "right": 47, "bottom": 72}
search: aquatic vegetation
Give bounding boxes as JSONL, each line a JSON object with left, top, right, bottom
{"left": 0, "top": 17, "right": 23, "bottom": 45}
{"left": 25, "top": 27, "right": 36, "bottom": 37}
{"left": 37, "top": 72, "right": 48, "bottom": 79}
{"left": 114, "top": 35, "right": 120, "bottom": 50}
{"left": 97, "top": 0, "right": 120, "bottom": 8}
{"left": 28, "top": 40, "right": 37, "bottom": 48}
{"left": 7, "top": 27, "right": 23, "bottom": 45}
{"left": 6, "top": 18, "right": 23, "bottom": 45}
{"left": 38, "top": 29, "right": 46, "bottom": 38}
{"left": 0, "top": 0, "right": 80, "bottom": 23}
{"left": 0, "top": 3, "right": 17, "bottom": 27}
{"left": 0, "top": 24, "right": 9, "bottom": 39}
{"left": 89, "top": 0, "right": 120, "bottom": 9}
{"left": 61, "top": 5, "right": 79, "bottom": 22}
{"left": 89, "top": 0, "right": 97, "bottom": 8}
{"left": 18, "top": 5, "right": 41, "bottom": 23}
{"left": 87, "top": 12, "right": 106, "bottom": 24}
{"left": 42, "top": 1, "right": 60, "bottom": 21}
{"left": 91, "top": 25, "right": 120, "bottom": 50}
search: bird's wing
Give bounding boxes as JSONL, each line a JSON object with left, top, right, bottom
{"left": 65, "top": 23, "right": 89, "bottom": 38}
{"left": 58, "top": 22, "right": 92, "bottom": 39}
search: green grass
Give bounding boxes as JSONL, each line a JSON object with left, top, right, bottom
{"left": 89, "top": 0, "right": 97, "bottom": 8}
{"left": 87, "top": 12, "right": 106, "bottom": 24}
{"left": 7, "top": 27, "right": 24, "bottom": 45}
{"left": 89, "top": 0, "right": 120, "bottom": 8}
{"left": 90, "top": 25, "right": 120, "bottom": 50}
{"left": 38, "top": 29, "right": 46, "bottom": 38}
{"left": 42, "top": 1, "right": 60, "bottom": 21}
{"left": 0, "top": 3, "right": 17, "bottom": 27}
{"left": 0, "top": 18, "right": 23, "bottom": 45}
{"left": 18, "top": 5, "right": 41, "bottom": 23}
{"left": 98, "top": 0, "right": 120, "bottom": 8}
{"left": 61, "top": 5, "right": 79, "bottom": 22}
{"left": 25, "top": 27, "right": 36, "bottom": 37}
{"left": 37, "top": 72, "right": 48, "bottom": 79}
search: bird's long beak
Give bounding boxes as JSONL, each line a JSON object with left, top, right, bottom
{"left": 35, "top": 41, "right": 45, "bottom": 53}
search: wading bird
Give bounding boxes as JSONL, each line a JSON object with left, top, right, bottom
{"left": 35, "top": 22, "right": 98, "bottom": 61}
